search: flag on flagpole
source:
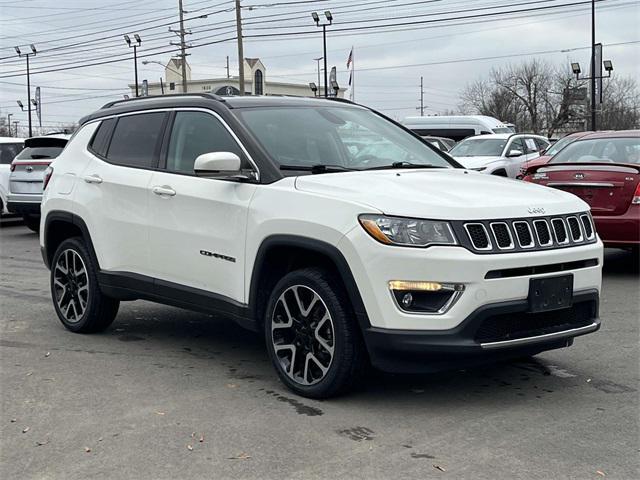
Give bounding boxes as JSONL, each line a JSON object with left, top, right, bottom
{"left": 348, "top": 71, "right": 352, "bottom": 86}
{"left": 346, "top": 48, "right": 353, "bottom": 69}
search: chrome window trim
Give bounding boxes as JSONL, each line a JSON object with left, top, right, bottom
{"left": 489, "top": 221, "right": 515, "bottom": 250}
{"left": 551, "top": 217, "right": 570, "bottom": 245}
{"left": 464, "top": 223, "right": 493, "bottom": 251}
{"left": 84, "top": 107, "right": 261, "bottom": 181}
{"left": 532, "top": 219, "right": 553, "bottom": 247}
{"left": 512, "top": 221, "right": 535, "bottom": 248}
{"left": 566, "top": 216, "right": 584, "bottom": 242}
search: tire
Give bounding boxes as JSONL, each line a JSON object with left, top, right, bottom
{"left": 50, "top": 237, "right": 119, "bottom": 333}
{"left": 23, "top": 215, "right": 40, "bottom": 232}
{"left": 264, "top": 267, "right": 366, "bottom": 399}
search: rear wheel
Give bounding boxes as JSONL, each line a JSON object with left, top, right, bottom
{"left": 23, "top": 215, "right": 40, "bottom": 232}
{"left": 50, "top": 237, "right": 119, "bottom": 333}
{"left": 264, "top": 267, "right": 366, "bottom": 398}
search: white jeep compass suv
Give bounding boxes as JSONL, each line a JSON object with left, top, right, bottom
{"left": 40, "top": 94, "right": 602, "bottom": 398}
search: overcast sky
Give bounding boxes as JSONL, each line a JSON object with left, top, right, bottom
{"left": 0, "top": 0, "right": 638, "bottom": 134}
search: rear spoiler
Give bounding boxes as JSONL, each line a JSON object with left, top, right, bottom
{"left": 24, "top": 137, "right": 69, "bottom": 149}
{"left": 527, "top": 162, "right": 640, "bottom": 176}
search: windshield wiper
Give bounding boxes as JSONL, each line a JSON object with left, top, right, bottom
{"left": 364, "top": 162, "right": 447, "bottom": 171}
{"left": 280, "top": 164, "right": 356, "bottom": 174}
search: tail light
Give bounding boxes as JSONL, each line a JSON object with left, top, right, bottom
{"left": 633, "top": 183, "right": 640, "bottom": 205}
{"left": 43, "top": 166, "right": 54, "bottom": 191}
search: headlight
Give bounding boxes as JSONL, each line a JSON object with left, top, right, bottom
{"left": 359, "top": 214, "right": 457, "bottom": 247}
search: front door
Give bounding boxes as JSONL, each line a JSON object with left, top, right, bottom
{"left": 147, "top": 110, "right": 257, "bottom": 304}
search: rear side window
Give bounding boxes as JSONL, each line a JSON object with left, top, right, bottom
{"left": 89, "top": 118, "right": 116, "bottom": 158}
{"left": 106, "top": 112, "right": 166, "bottom": 168}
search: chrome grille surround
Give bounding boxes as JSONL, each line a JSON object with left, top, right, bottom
{"left": 551, "top": 218, "right": 569, "bottom": 245}
{"left": 490, "top": 222, "right": 515, "bottom": 250}
{"left": 533, "top": 219, "right": 553, "bottom": 247}
{"left": 464, "top": 223, "right": 492, "bottom": 250}
{"left": 566, "top": 216, "right": 584, "bottom": 242}
{"left": 456, "top": 212, "right": 597, "bottom": 254}
{"left": 512, "top": 221, "right": 535, "bottom": 248}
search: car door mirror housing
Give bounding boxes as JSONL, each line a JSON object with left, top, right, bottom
{"left": 194, "top": 152, "right": 242, "bottom": 178}
{"left": 507, "top": 149, "right": 523, "bottom": 158}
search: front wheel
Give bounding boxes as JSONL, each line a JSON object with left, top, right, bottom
{"left": 50, "top": 237, "right": 119, "bottom": 333}
{"left": 264, "top": 268, "right": 366, "bottom": 399}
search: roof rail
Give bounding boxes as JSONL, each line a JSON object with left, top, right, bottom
{"left": 100, "top": 92, "right": 225, "bottom": 109}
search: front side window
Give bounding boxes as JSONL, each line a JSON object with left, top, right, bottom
{"left": 551, "top": 137, "right": 640, "bottom": 164}
{"left": 449, "top": 138, "right": 507, "bottom": 157}
{"left": 166, "top": 111, "right": 244, "bottom": 174}
{"left": 106, "top": 112, "right": 166, "bottom": 168}
{"left": 0, "top": 143, "right": 24, "bottom": 164}
{"left": 235, "top": 106, "right": 452, "bottom": 170}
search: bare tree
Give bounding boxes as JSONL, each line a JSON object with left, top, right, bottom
{"left": 599, "top": 77, "right": 640, "bottom": 130}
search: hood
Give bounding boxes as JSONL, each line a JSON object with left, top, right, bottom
{"left": 453, "top": 156, "right": 505, "bottom": 169}
{"left": 294, "top": 168, "right": 587, "bottom": 220}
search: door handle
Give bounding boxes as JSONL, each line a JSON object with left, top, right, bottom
{"left": 152, "top": 185, "right": 176, "bottom": 197}
{"left": 83, "top": 174, "right": 103, "bottom": 184}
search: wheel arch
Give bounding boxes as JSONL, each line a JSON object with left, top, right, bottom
{"left": 248, "top": 235, "right": 371, "bottom": 332}
{"left": 43, "top": 211, "right": 100, "bottom": 270}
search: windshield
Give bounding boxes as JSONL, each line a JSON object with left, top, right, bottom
{"left": 545, "top": 135, "right": 578, "bottom": 157}
{"left": 550, "top": 137, "right": 640, "bottom": 164}
{"left": 0, "top": 143, "right": 24, "bottom": 164}
{"left": 449, "top": 138, "right": 507, "bottom": 157}
{"left": 16, "top": 146, "right": 64, "bottom": 160}
{"left": 233, "top": 106, "right": 453, "bottom": 170}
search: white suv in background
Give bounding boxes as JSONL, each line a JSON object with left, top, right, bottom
{"left": 449, "top": 133, "right": 550, "bottom": 177}
{"left": 0, "top": 137, "right": 25, "bottom": 215}
{"left": 40, "top": 94, "right": 602, "bottom": 398}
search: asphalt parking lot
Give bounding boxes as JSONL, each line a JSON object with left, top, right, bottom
{"left": 1, "top": 218, "right": 638, "bottom": 480}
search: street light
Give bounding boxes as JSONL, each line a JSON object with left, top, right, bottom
{"left": 125, "top": 34, "right": 142, "bottom": 97}
{"left": 311, "top": 10, "right": 332, "bottom": 98}
{"left": 571, "top": 62, "right": 581, "bottom": 75}
{"left": 16, "top": 100, "right": 24, "bottom": 110}
{"left": 14, "top": 43, "right": 36, "bottom": 137}
{"left": 603, "top": 60, "right": 613, "bottom": 72}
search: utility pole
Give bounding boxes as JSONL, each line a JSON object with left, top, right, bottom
{"left": 590, "top": 0, "right": 596, "bottom": 130}
{"left": 226, "top": 55, "right": 230, "bottom": 79}
{"left": 7, "top": 113, "right": 12, "bottom": 137}
{"left": 12, "top": 121, "right": 19, "bottom": 137}
{"left": 235, "top": 0, "right": 245, "bottom": 95}
{"left": 178, "top": 0, "right": 188, "bottom": 93}
{"left": 419, "top": 76, "right": 424, "bottom": 116}
{"left": 14, "top": 45, "right": 36, "bottom": 137}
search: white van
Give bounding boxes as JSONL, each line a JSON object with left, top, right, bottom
{"left": 401, "top": 115, "right": 512, "bottom": 142}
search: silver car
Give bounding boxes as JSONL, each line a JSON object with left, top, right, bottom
{"left": 449, "top": 133, "right": 550, "bottom": 178}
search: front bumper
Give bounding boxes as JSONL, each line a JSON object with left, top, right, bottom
{"left": 364, "top": 290, "right": 600, "bottom": 373}
{"left": 6, "top": 193, "right": 42, "bottom": 216}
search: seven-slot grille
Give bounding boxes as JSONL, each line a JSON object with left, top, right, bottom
{"left": 460, "top": 213, "right": 596, "bottom": 253}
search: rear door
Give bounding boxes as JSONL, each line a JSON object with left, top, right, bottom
{"left": 77, "top": 112, "right": 168, "bottom": 275}
{"left": 147, "top": 109, "right": 257, "bottom": 302}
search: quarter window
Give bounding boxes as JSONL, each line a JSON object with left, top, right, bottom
{"left": 106, "top": 112, "right": 166, "bottom": 168}
{"left": 89, "top": 118, "right": 116, "bottom": 158}
{"left": 166, "top": 111, "right": 244, "bottom": 174}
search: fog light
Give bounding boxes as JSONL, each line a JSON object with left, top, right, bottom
{"left": 401, "top": 292, "right": 413, "bottom": 308}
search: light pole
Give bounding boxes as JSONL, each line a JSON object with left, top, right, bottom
{"left": 311, "top": 11, "right": 332, "bottom": 98}
{"left": 313, "top": 56, "right": 323, "bottom": 95}
{"left": 570, "top": 57, "right": 613, "bottom": 131}
{"left": 14, "top": 44, "right": 36, "bottom": 137}
{"left": 7, "top": 113, "right": 13, "bottom": 137}
{"left": 124, "top": 34, "right": 142, "bottom": 97}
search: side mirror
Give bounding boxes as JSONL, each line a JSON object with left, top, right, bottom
{"left": 507, "top": 149, "right": 523, "bottom": 158}
{"left": 194, "top": 152, "right": 242, "bottom": 178}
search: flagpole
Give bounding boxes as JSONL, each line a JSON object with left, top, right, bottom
{"left": 351, "top": 46, "right": 355, "bottom": 102}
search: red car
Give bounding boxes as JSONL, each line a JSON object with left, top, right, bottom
{"left": 518, "top": 131, "right": 594, "bottom": 178}
{"left": 524, "top": 130, "right": 640, "bottom": 252}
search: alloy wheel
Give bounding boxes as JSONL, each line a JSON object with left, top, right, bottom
{"left": 271, "top": 285, "right": 335, "bottom": 386}
{"left": 53, "top": 249, "right": 89, "bottom": 323}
